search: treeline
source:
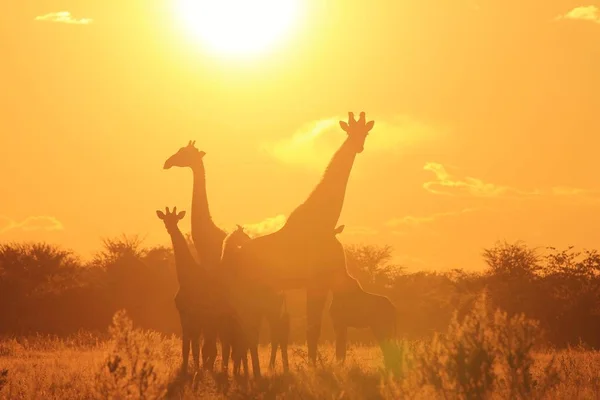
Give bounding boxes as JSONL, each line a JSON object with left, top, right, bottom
{"left": 1, "top": 236, "right": 600, "bottom": 348}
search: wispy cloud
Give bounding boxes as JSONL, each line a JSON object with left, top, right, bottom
{"left": 555, "top": 5, "right": 600, "bottom": 24}
{"left": 422, "top": 162, "right": 600, "bottom": 201}
{"left": 0, "top": 216, "right": 64, "bottom": 234}
{"left": 35, "top": 11, "right": 93, "bottom": 25}
{"left": 422, "top": 162, "right": 533, "bottom": 197}
{"left": 387, "top": 208, "right": 485, "bottom": 236}
{"left": 387, "top": 208, "right": 483, "bottom": 228}
{"left": 263, "top": 115, "right": 442, "bottom": 169}
{"left": 341, "top": 226, "right": 379, "bottom": 236}
{"left": 242, "top": 214, "right": 286, "bottom": 237}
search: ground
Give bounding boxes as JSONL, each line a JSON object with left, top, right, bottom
{"left": 2, "top": 329, "right": 600, "bottom": 399}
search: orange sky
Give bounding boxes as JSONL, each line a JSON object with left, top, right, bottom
{"left": 1, "top": 0, "right": 600, "bottom": 271}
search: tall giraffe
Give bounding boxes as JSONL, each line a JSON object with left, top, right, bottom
{"left": 164, "top": 143, "right": 225, "bottom": 369}
{"left": 163, "top": 141, "right": 227, "bottom": 267}
{"left": 227, "top": 112, "right": 375, "bottom": 377}
{"left": 283, "top": 111, "right": 374, "bottom": 236}
{"left": 156, "top": 206, "right": 206, "bottom": 373}
{"left": 164, "top": 144, "right": 286, "bottom": 372}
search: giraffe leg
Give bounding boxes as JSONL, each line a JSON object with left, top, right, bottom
{"left": 202, "top": 323, "right": 218, "bottom": 371}
{"left": 247, "top": 311, "right": 262, "bottom": 378}
{"left": 334, "top": 322, "right": 348, "bottom": 363}
{"left": 267, "top": 311, "right": 279, "bottom": 371}
{"left": 306, "top": 287, "right": 327, "bottom": 364}
{"left": 281, "top": 313, "right": 290, "bottom": 373}
{"left": 181, "top": 329, "right": 190, "bottom": 374}
{"left": 250, "top": 344, "right": 260, "bottom": 379}
{"left": 232, "top": 316, "right": 245, "bottom": 376}
{"left": 242, "top": 351, "right": 249, "bottom": 378}
{"left": 191, "top": 333, "right": 200, "bottom": 371}
{"left": 220, "top": 315, "right": 232, "bottom": 373}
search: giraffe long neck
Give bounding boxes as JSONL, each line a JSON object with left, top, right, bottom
{"left": 191, "top": 160, "right": 227, "bottom": 267}
{"left": 167, "top": 226, "right": 199, "bottom": 286}
{"left": 284, "top": 138, "right": 357, "bottom": 234}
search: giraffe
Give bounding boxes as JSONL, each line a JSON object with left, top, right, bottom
{"left": 156, "top": 206, "right": 206, "bottom": 373}
{"left": 283, "top": 111, "right": 374, "bottom": 236}
{"left": 164, "top": 144, "right": 287, "bottom": 373}
{"left": 164, "top": 142, "right": 227, "bottom": 370}
{"left": 329, "top": 272, "right": 397, "bottom": 367}
{"left": 220, "top": 225, "right": 290, "bottom": 375}
{"left": 268, "top": 292, "right": 290, "bottom": 373}
{"left": 228, "top": 112, "right": 374, "bottom": 377}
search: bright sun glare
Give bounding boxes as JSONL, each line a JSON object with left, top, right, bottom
{"left": 178, "top": 0, "right": 300, "bottom": 57}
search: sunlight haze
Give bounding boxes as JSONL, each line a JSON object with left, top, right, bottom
{"left": 1, "top": 0, "right": 599, "bottom": 272}
{"left": 177, "top": 0, "right": 301, "bottom": 58}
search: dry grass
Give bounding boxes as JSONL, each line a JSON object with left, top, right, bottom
{"left": 2, "top": 299, "right": 600, "bottom": 399}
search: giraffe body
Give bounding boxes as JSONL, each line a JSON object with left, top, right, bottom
{"left": 156, "top": 207, "right": 208, "bottom": 373}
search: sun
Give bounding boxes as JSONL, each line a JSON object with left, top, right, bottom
{"left": 177, "top": 0, "right": 301, "bottom": 58}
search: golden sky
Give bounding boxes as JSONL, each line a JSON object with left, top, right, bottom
{"left": 1, "top": 0, "right": 600, "bottom": 271}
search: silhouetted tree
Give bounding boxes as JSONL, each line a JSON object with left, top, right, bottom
{"left": 344, "top": 244, "right": 403, "bottom": 290}
{"left": 483, "top": 240, "right": 541, "bottom": 279}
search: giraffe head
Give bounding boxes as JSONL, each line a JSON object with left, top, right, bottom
{"left": 156, "top": 206, "right": 186, "bottom": 231}
{"left": 221, "top": 224, "right": 251, "bottom": 265}
{"left": 228, "top": 224, "right": 252, "bottom": 247}
{"left": 163, "top": 140, "right": 206, "bottom": 169}
{"left": 339, "top": 112, "right": 375, "bottom": 154}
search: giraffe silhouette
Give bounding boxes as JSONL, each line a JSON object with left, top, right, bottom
{"left": 284, "top": 111, "right": 374, "bottom": 235}
{"left": 329, "top": 270, "right": 397, "bottom": 365}
{"left": 156, "top": 206, "right": 206, "bottom": 373}
{"left": 164, "top": 145, "right": 287, "bottom": 373}
{"left": 322, "top": 224, "right": 397, "bottom": 364}
{"left": 226, "top": 112, "right": 375, "bottom": 377}
{"left": 220, "top": 225, "right": 290, "bottom": 375}
{"left": 164, "top": 142, "right": 224, "bottom": 370}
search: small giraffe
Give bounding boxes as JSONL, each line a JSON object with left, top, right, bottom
{"left": 220, "top": 225, "right": 290, "bottom": 375}
{"left": 156, "top": 206, "right": 207, "bottom": 373}
{"left": 330, "top": 255, "right": 397, "bottom": 366}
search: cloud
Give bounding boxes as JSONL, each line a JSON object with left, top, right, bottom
{"left": 0, "top": 216, "right": 64, "bottom": 234}
{"left": 387, "top": 208, "right": 486, "bottom": 236}
{"left": 263, "top": 115, "right": 442, "bottom": 169}
{"left": 422, "top": 162, "right": 600, "bottom": 202}
{"left": 340, "top": 225, "right": 379, "bottom": 236}
{"left": 556, "top": 6, "right": 600, "bottom": 24}
{"left": 422, "top": 162, "right": 534, "bottom": 197}
{"left": 242, "top": 214, "right": 286, "bottom": 237}
{"left": 35, "top": 11, "right": 93, "bottom": 25}
{"left": 387, "top": 208, "right": 482, "bottom": 228}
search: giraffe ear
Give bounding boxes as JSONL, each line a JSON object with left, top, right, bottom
{"left": 339, "top": 121, "right": 349, "bottom": 132}
{"left": 365, "top": 120, "right": 375, "bottom": 132}
{"left": 177, "top": 211, "right": 186, "bottom": 219}
{"left": 156, "top": 210, "right": 166, "bottom": 220}
{"left": 199, "top": 151, "right": 206, "bottom": 158}
{"left": 334, "top": 225, "right": 345, "bottom": 234}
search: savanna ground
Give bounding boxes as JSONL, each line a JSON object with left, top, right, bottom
{"left": 2, "top": 297, "right": 600, "bottom": 400}
{"left": 5, "top": 240, "right": 600, "bottom": 398}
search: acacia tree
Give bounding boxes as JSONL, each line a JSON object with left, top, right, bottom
{"left": 481, "top": 240, "right": 544, "bottom": 320}
{"left": 0, "top": 242, "right": 82, "bottom": 333}
{"left": 542, "top": 246, "right": 600, "bottom": 346}
{"left": 343, "top": 243, "right": 404, "bottom": 290}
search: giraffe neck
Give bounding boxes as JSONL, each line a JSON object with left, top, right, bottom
{"left": 284, "top": 138, "right": 357, "bottom": 234}
{"left": 191, "top": 160, "right": 227, "bottom": 267}
{"left": 167, "top": 226, "right": 199, "bottom": 286}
